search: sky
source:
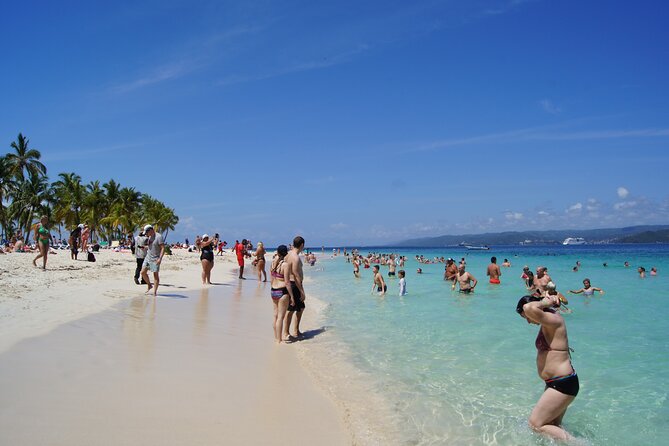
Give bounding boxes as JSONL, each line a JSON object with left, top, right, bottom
{"left": 1, "top": 0, "right": 668, "bottom": 246}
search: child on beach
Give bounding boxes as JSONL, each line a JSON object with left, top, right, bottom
{"left": 398, "top": 270, "right": 407, "bottom": 296}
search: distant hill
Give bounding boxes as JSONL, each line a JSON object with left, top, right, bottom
{"left": 393, "top": 225, "right": 669, "bottom": 247}
{"left": 617, "top": 229, "right": 669, "bottom": 243}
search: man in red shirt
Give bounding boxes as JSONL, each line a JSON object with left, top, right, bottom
{"left": 234, "top": 239, "right": 247, "bottom": 279}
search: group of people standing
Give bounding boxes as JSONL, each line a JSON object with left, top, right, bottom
{"left": 269, "top": 236, "right": 307, "bottom": 343}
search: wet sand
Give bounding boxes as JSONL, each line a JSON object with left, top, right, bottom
{"left": 0, "top": 274, "right": 349, "bottom": 445}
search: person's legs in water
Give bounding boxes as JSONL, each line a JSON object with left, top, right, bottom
{"left": 528, "top": 387, "right": 575, "bottom": 440}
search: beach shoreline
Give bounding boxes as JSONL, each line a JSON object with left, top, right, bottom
{"left": 0, "top": 248, "right": 357, "bottom": 445}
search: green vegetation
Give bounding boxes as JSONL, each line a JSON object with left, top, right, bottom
{"left": 0, "top": 133, "right": 178, "bottom": 243}
{"left": 617, "top": 229, "right": 669, "bottom": 244}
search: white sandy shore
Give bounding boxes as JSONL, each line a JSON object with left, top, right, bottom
{"left": 0, "top": 249, "right": 355, "bottom": 445}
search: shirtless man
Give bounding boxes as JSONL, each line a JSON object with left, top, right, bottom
{"left": 444, "top": 258, "right": 458, "bottom": 284}
{"left": 353, "top": 255, "right": 361, "bottom": 277}
{"left": 284, "top": 236, "right": 306, "bottom": 339}
{"left": 371, "top": 265, "right": 387, "bottom": 295}
{"left": 533, "top": 266, "right": 552, "bottom": 295}
{"left": 388, "top": 254, "right": 397, "bottom": 278}
{"left": 486, "top": 256, "right": 501, "bottom": 284}
{"left": 455, "top": 264, "right": 477, "bottom": 293}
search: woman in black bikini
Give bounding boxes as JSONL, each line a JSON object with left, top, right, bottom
{"left": 270, "top": 245, "right": 293, "bottom": 343}
{"left": 516, "top": 294, "right": 579, "bottom": 441}
{"left": 199, "top": 234, "right": 215, "bottom": 284}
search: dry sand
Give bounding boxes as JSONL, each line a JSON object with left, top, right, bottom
{"left": 0, "top": 249, "right": 352, "bottom": 445}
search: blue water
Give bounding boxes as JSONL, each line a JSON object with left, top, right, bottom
{"left": 306, "top": 245, "right": 669, "bottom": 445}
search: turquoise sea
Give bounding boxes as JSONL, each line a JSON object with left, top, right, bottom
{"left": 305, "top": 245, "right": 669, "bottom": 445}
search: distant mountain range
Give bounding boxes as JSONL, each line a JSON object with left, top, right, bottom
{"left": 394, "top": 225, "right": 669, "bottom": 247}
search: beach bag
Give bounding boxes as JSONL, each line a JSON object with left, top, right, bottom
{"left": 87, "top": 251, "right": 96, "bottom": 262}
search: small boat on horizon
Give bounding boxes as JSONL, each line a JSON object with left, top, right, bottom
{"left": 465, "top": 245, "right": 490, "bottom": 250}
{"left": 563, "top": 237, "right": 586, "bottom": 245}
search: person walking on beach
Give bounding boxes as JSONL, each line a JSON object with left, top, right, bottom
{"left": 255, "top": 241, "right": 267, "bottom": 282}
{"left": 199, "top": 234, "right": 215, "bottom": 284}
{"left": 371, "top": 265, "right": 387, "bottom": 295}
{"left": 284, "top": 236, "right": 306, "bottom": 340}
{"left": 234, "top": 239, "right": 247, "bottom": 279}
{"left": 487, "top": 256, "right": 501, "bottom": 284}
{"left": 516, "top": 294, "right": 579, "bottom": 441}
{"left": 398, "top": 270, "right": 407, "bottom": 296}
{"left": 140, "top": 225, "right": 165, "bottom": 296}
{"left": 454, "top": 264, "right": 477, "bottom": 293}
{"left": 270, "top": 245, "right": 293, "bottom": 343}
{"left": 134, "top": 230, "right": 148, "bottom": 285}
{"left": 32, "top": 215, "right": 54, "bottom": 269}
{"left": 69, "top": 224, "right": 82, "bottom": 260}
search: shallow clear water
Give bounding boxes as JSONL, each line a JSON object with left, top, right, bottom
{"left": 307, "top": 245, "right": 669, "bottom": 445}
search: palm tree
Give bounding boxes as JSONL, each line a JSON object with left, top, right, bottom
{"left": 8, "top": 174, "right": 51, "bottom": 242}
{"left": 140, "top": 194, "right": 178, "bottom": 241}
{"left": 0, "top": 156, "right": 17, "bottom": 239}
{"left": 82, "top": 180, "right": 106, "bottom": 241}
{"left": 52, "top": 172, "right": 85, "bottom": 230}
{"left": 6, "top": 133, "right": 47, "bottom": 181}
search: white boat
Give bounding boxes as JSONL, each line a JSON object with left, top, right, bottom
{"left": 465, "top": 245, "right": 490, "bottom": 250}
{"left": 562, "top": 237, "right": 586, "bottom": 245}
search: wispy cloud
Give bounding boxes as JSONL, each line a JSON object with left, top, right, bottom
{"left": 217, "top": 44, "right": 371, "bottom": 87}
{"left": 539, "top": 99, "right": 561, "bottom": 114}
{"left": 408, "top": 125, "right": 669, "bottom": 152}
{"left": 109, "top": 25, "right": 265, "bottom": 93}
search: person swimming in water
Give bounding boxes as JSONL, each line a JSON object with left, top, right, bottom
{"left": 516, "top": 294, "right": 579, "bottom": 441}
{"left": 568, "top": 278, "right": 604, "bottom": 295}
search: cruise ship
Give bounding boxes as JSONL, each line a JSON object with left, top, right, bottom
{"left": 562, "top": 237, "right": 586, "bottom": 245}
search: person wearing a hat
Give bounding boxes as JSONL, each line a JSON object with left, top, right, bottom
{"left": 140, "top": 225, "right": 165, "bottom": 296}
{"left": 134, "top": 229, "right": 149, "bottom": 285}
{"left": 444, "top": 258, "right": 458, "bottom": 284}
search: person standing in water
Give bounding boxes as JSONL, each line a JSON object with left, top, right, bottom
{"left": 487, "top": 256, "right": 501, "bottom": 284}
{"left": 371, "top": 265, "right": 387, "bottom": 295}
{"left": 516, "top": 294, "right": 579, "bottom": 441}
{"left": 568, "top": 278, "right": 604, "bottom": 295}
{"left": 398, "top": 270, "right": 407, "bottom": 296}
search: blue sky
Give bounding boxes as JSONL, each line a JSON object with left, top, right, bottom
{"left": 2, "top": 0, "right": 668, "bottom": 246}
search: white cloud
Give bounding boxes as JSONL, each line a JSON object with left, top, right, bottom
{"left": 568, "top": 202, "right": 583, "bottom": 212}
{"left": 539, "top": 99, "right": 561, "bottom": 114}
{"left": 330, "top": 222, "right": 349, "bottom": 230}
{"left": 504, "top": 211, "right": 524, "bottom": 221}
{"left": 537, "top": 210, "right": 550, "bottom": 216}
{"left": 617, "top": 187, "right": 630, "bottom": 199}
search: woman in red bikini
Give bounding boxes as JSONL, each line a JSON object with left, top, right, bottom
{"left": 516, "top": 294, "right": 578, "bottom": 441}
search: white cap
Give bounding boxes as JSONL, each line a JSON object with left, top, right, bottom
{"left": 202, "top": 234, "right": 209, "bottom": 239}
{"left": 144, "top": 224, "right": 153, "bottom": 232}
{"left": 78, "top": 224, "right": 84, "bottom": 229}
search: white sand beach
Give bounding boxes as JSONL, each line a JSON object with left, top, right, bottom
{"left": 0, "top": 249, "right": 353, "bottom": 445}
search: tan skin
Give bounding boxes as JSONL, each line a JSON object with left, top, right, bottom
{"left": 283, "top": 243, "right": 306, "bottom": 339}
{"left": 569, "top": 279, "right": 604, "bottom": 295}
{"left": 454, "top": 266, "right": 477, "bottom": 292}
{"left": 371, "top": 267, "right": 386, "bottom": 295}
{"left": 255, "top": 244, "right": 267, "bottom": 282}
{"left": 270, "top": 253, "right": 293, "bottom": 343}
{"left": 32, "top": 217, "right": 54, "bottom": 269}
{"left": 521, "top": 295, "right": 576, "bottom": 441}
{"left": 199, "top": 236, "right": 215, "bottom": 284}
